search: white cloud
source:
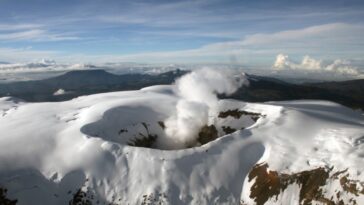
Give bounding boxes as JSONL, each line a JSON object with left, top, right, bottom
{"left": 0, "top": 47, "right": 57, "bottom": 63}
{"left": 0, "top": 29, "right": 79, "bottom": 42}
{"left": 0, "top": 24, "right": 42, "bottom": 31}
{"left": 1, "top": 23, "right": 364, "bottom": 66}
{"left": 272, "top": 54, "right": 359, "bottom": 75}
{"left": 66, "top": 23, "right": 364, "bottom": 64}
{"left": 241, "top": 23, "right": 360, "bottom": 46}
{"left": 0, "top": 20, "right": 79, "bottom": 41}
{"left": 198, "top": 23, "right": 364, "bottom": 57}
{"left": 273, "top": 54, "right": 290, "bottom": 69}
{"left": 0, "top": 59, "right": 95, "bottom": 73}
{"left": 325, "top": 59, "right": 359, "bottom": 75}
{"left": 0, "top": 30, "right": 45, "bottom": 41}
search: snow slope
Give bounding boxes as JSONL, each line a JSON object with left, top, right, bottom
{"left": 0, "top": 85, "right": 363, "bottom": 204}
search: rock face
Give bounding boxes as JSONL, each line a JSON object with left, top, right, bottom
{"left": 218, "top": 109, "right": 263, "bottom": 121}
{"left": 127, "top": 122, "right": 158, "bottom": 148}
{"left": 246, "top": 163, "right": 364, "bottom": 205}
{"left": 197, "top": 125, "right": 218, "bottom": 145}
{"left": 0, "top": 187, "right": 17, "bottom": 205}
{"left": 69, "top": 189, "right": 92, "bottom": 205}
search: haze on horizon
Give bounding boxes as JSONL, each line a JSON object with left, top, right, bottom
{"left": 0, "top": 0, "right": 363, "bottom": 72}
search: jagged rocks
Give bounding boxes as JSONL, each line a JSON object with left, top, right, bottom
{"left": 218, "top": 109, "right": 263, "bottom": 122}
{"left": 69, "top": 189, "right": 92, "bottom": 205}
{"left": 127, "top": 122, "right": 158, "bottom": 148}
{"left": 247, "top": 163, "right": 364, "bottom": 205}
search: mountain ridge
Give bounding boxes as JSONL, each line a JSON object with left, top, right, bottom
{"left": 0, "top": 69, "right": 363, "bottom": 110}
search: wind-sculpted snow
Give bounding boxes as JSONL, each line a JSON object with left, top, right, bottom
{"left": 0, "top": 82, "right": 265, "bottom": 204}
{"left": 0, "top": 82, "right": 363, "bottom": 204}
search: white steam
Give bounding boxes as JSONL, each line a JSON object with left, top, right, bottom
{"left": 162, "top": 68, "right": 247, "bottom": 149}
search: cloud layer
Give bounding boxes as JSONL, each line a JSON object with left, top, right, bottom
{"left": 0, "top": 22, "right": 364, "bottom": 66}
{"left": 0, "top": 59, "right": 92, "bottom": 73}
{"left": 273, "top": 54, "right": 359, "bottom": 75}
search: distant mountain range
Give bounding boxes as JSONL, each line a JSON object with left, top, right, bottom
{"left": 0, "top": 69, "right": 187, "bottom": 102}
{"left": 0, "top": 69, "right": 363, "bottom": 110}
{"left": 230, "top": 75, "right": 364, "bottom": 110}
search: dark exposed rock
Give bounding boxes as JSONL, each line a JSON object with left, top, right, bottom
{"left": 218, "top": 109, "right": 245, "bottom": 119}
{"left": 222, "top": 126, "right": 237, "bottom": 134}
{"left": 127, "top": 134, "right": 158, "bottom": 148}
{"left": 69, "top": 189, "right": 92, "bottom": 205}
{"left": 0, "top": 187, "right": 17, "bottom": 205}
{"left": 197, "top": 125, "right": 218, "bottom": 145}
{"left": 127, "top": 122, "right": 158, "bottom": 148}
{"left": 218, "top": 109, "right": 263, "bottom": 122}
{"left": 118, "top": 129, "right": 128, "bottom": 134}
{"left": 141, "top": 193, "right": 168, "bottom": 205}
{"left": 248, "top": 163, "right": 364, "bottom": 205}
{"left": 340, "top": 175, "right": 364, "bottom": 196}
{"left": 158, "top": 121, "right": 165, "bottom": 130}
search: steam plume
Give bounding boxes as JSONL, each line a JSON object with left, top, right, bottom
{"left": 161, "top": 68, "right": 247, "bottom": 149}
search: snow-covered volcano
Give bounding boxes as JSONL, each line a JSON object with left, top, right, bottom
{"left": 0, "top": 70, "right": 363, "bottom": 205}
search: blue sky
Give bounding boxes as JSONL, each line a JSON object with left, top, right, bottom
{"left": 0, "top": 0, "right": 364, "bottom": 66}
